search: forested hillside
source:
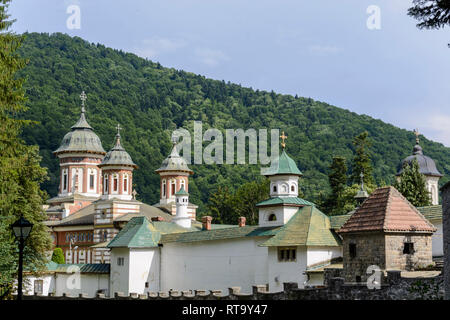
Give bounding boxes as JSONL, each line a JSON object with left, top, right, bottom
{"left": 17, "top": 32, "right": 450, "bottom": 215}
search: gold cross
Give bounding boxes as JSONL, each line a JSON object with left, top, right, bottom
{"left": 413, "top": 128, "right": 420, "bottom": 144}
{"left": 116, "top": 123, "right": 122, "bottom": 135}
{"left": 280, "top": 131, "right": 287, "bottom": 149}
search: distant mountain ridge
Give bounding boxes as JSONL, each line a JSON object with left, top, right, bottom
{"left": 17, "top": 32, "right": 450, "bottom": 213}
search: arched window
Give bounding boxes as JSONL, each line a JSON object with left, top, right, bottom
{"left": 104, "top": 174, "right": 109, "bottom": 193}
{"left": 113, "top": 174, "right": 119, "bottom": 192}
{"left": 268, "top": 213, "right": 277, "bottom": 221}
{"left": 281, "top": 184, "right": 288, "bottom": 193}
{"left": 171, "top": 180, "right": 176, "bottom": 196}
{"left": 62, "top": 169, "right": 68, "bottom": 191}
{"left": 162, "top": 179, "right": 166, "bottom": 198}
{"left": 89, "top": 169, "right": 95, "bottom": 190}
{"left": 123, "top": 174, "right": 128, "bottom": 193}
{"left": 273, "top": 185, "right": 277, "bottom": 193}
{"left": 291, "top": 185, "right": 295, "bottom": 192}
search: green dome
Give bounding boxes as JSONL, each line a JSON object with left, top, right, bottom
{"left": 262, "top": 150, "right": 302, "bottom": 176}
{"left": 54, "top": 110, "right": 105, "bottom": 156}
{"left": 100, "top": 132, "right": 137, "bottom": 168}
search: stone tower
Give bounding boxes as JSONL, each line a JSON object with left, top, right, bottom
{"left": 338, "top": 186, "right": 436, "bottom": 283}
{"left": 397, "top": 129, "right": 442, "bottom": 205}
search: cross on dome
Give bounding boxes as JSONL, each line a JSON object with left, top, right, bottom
{"left": 116, "top": 123, "right": 122, "bottom": 136}
{"left": 280, "top": 131, "right": 287, "bottom": 150}
{"left": 413, "top": 128, "right": 420, "bottom": 144}
{"left": 80, "top": 91, "right": 87, "bottom": 113}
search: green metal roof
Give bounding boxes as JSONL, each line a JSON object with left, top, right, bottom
{"left": 160, "top": 225, "right": 280, "bottom": 244}
{"left": 46, "top": 263, "right": 110, "bottom": 274}
{"left": 329, "top": 214, "right": 352, "bottom": 229}
{"left": 261, "top": 150, "right": 302, "bottom": 176}
{"left": 107, "top": 216, "right": 161, "bottom": 248}
{"left": 175, "top": 186, "right": 189, "bottom": 196}
{"left": 256, "top": 197, "right": 314, "bottom": 207}
{"left": 260, "top": 206, "right": 341, "bottom": 247}
{"left": 417, "top": 205, "right": 442, "bottom": 222}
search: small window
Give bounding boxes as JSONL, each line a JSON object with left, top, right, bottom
{"left": 278, "top": 247, "right": 296, "bottom": 262}
{"left": 268, "top": 213, "right": 277, "bottom": 221}
{"left": 145, "top": 282, "right": 149, "bottom": 288}
{"left": 162, "top": 179, "right": 166, "bottom": 198}
{"left": 403, "top": 242, "right": 414, "bottom": 254}
{"left": 113, "top": 175, "right": 118, "bottom": 192}
{"left": 291, "top": 185, "right": 295, "bottom": 192}
{"left": 117, "top": 257, "right": 124, "bottom": 266}
{"left": 123, "top": 174, "right": 128, "bottom": 192}
{"left": 273, "top": 186, "right": 277, "bottom": 192}
{"left": 34, "top": 280, "right": 43, "bottom": 295}
{"left": 89, "top": 173, "right": 95, "bottom": 190}
{"left": 349, "top": 243, "right": 357, "bottom": 258}
{"left": 171, "top": 180, "right": 176, "bottom": 196}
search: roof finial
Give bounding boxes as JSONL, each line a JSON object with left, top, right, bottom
{"left": 80, "top": 91, "right": 87, "bottom": 113}
{"left": 359, "top": 172, "right": 365, "bottom": 191}
{"left": 413, "top": 128, "right": 420, "bottom": 145}
{"left": 116, "top": 123, "right": 122, "bottom": 136}
{"left": 280, "top": 131, "right": 287, "bottom": 150}
{"left": 132, "top": 189, "right": 137, "bottom": 200}
{"left": 114, "top": 123, "right": 122, "bottom": 147}
{"left": 354, "top": 170, "right": 369, "bottom": 204}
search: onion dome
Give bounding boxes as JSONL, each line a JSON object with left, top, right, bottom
{"left": 54, "top": 92, "right": 106, "bottom": 156}
{"left": 397, "top": 130, "right": 442, "bottom": 177}
{"left": 155, "top": 143, "right": 193, "bottom": 174}
{"left": 99, "top": 124, "right": 137, "bottom": 168}
{"left": 262, "top": 150, "right": 303, "bottom": 176}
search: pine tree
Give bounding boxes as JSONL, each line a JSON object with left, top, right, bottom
{"left": 351, "top": 131, "right": 375, "bottom": 186}
{"left": 394, "top": 158, "right": 431, "bottom": 207}
{"left": 0, "top": 0, "right": 52, "bottom": 297}
{"left": 408, "top": 0, "right": 450, "bottom": 29}
{"left": 51, "top": 248, "right": 65, "bottom": 264}
{"left": 325, "top": 156, "right": 348, "bottom": 215}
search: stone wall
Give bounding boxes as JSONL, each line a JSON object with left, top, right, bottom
{"left": 342, "top": 233, "right": 386, "bottom": 283}
{"left": 385, "top": 234, "right": 433, "bottom": 271}
{"left": 20, "top": 271, "right": 444, "bottom": 300}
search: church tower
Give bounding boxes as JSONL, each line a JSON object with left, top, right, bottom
{"left": 256, "top": 131, "right": 313, "bottom": 226}
{"left": 155, "top": 141, "right": 197, "bottom": 219}
{"left": 49, "top": 91, "right": 106, "bottom": 219}
{"left": 397, "top": 129, "right": 442, "bottom": 205}
{"left": 93, "top": 124, "right": 140, "bottom": 263}
{"left": 173, "top": 186, "right": 191, "bottom": 228}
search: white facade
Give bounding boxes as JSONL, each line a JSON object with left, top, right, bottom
{"left": 430, "top": 219, "right": 443, "bottom": 256}
{"left": 269, "top": 175, "right": 299, "bottom": 198}
{"left": 425, "top": 176, "right": 440, "bottom": 206}
{"left": 258, "top": 206, "right": 299, "bottom": 227}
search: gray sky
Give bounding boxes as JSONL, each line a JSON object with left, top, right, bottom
{"left": 10, "top": 0, "right": 450, "bottom": 146}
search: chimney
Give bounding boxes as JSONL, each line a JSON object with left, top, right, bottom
{"left": 238, "top": 217, "right": 246, "bottom": 227}
{"left": 202, "top": 216, "right": 212, "bottom": 231}
{"left": 151, "top": 216, "right": 164, "bottom": 222}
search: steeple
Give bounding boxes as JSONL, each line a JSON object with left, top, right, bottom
{"left": 354, "top": 172, "right": 369, "bottom": 205}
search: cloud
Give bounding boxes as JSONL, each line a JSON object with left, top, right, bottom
{"left": 308, "top": 45, "right": 343, "bottom": 56}
{"left": 195, "top": 48, "right": 230, "bottom": 67}
{"left": 132, "top": 36, "right": 187, "bottom": 59}
{"left": 420, "top": 114, "right": 450, "bottom": 147}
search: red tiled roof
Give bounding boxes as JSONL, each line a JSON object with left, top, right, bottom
{"left": 338, "top": 186, "right": 436, "bottom": 234}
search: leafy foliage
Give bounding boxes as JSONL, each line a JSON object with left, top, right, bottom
{"left": 15, "top": 32, "right": 450, "bottom": 215}
{"left": 0, "top": 1, "right": 52, "bottom": 294}
{"left": 408, "top": 0, "right": 450, "bottom": 29}
{"left": 351, "top": 131, "right": 375, "bottom": 185}
{"left": 394, "top": 158, "right": 432, "bottom": 207}
{"left": 51, "top": 247, "right": 65, "bottom": 264}
{"left": 323, "top": 156, "right": 348, "bottom": 214}
{"left": 208, "top": 178, "right": 269, "bottom": 225}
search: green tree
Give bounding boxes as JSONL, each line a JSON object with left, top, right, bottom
{"left": 207, "top": 179, "right": 269, "bottom": 225}
{"left": 408, "top": 1, "right": 450, "bottom": 30}
{"left": 351, "top": 131, "right": 375, "bottom": 186}
{"left": 394, "top": 158, "right": 431, "bottom": 207}
{"left": 51, "top": 248, "right": 65, "bottom": 264}
{"left": 324, "top": 156, "right": 348, "bottom": 214}
{"left": 0, "top": 0, "right": 52, "bottom": 298}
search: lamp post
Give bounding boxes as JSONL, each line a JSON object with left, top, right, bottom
{"left": 12, "top": 216, "right": 33, "bottom": 301}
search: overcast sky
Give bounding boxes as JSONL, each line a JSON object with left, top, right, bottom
{"left": 9, "top": 0, "right": 450, "bottom": 146}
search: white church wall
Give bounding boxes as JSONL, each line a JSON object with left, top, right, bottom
{"left": 23, "top": 274, "right": 55, "bottom": 296}
{"left": 306, "top": 246, "right": 342, "bottom": 267}
{"left": 267, "top": 246, "right": 307, "bottom": 292}
{"left": 55, "top": 273, "right": 108, "bottom": 297}
{"left": 161, "top": 237, "right": 269, "bottom": 293}
{"left": 110, "top": 248, "right": 130, "bottom": 296}
{"left": 430, "top": 220, "right": 443, "bottom": 257}
{"left": 258, "top": 206, "right": 298, "bottom": 227}
{"left": 128, "top": 248, "right": 160, "bottom": 294}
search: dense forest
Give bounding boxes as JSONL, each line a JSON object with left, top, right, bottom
{"left": 17, "top": 32, "right": 450, "bottom": 215}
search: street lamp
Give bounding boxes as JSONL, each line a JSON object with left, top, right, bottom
{"left": 12, "top": 216, "right": 33, "bottom": 301}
